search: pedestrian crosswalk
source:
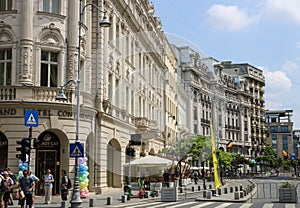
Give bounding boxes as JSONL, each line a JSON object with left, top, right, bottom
{"left": 109, "top": 200, "right": 299, "bottom": 208}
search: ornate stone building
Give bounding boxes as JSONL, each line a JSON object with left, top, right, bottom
{"left": 0, "top": 0, "right": 174, "bottom": 194}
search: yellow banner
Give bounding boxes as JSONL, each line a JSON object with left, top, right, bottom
{"left": 210, "top": 119, "right": 221, "bottom": 190}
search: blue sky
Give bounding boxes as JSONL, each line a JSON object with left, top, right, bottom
{"left": 151, "top": 0, "right": 300, "bottom": 129}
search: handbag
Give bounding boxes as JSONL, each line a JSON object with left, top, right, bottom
{"left": 19, "top": 190, "right": 25, "bottom": 199}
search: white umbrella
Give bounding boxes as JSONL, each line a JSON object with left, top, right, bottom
{"left": 125, "top": 155, "right": 174, "bottom": 168}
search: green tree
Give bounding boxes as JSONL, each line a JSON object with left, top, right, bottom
{"left": 256, "top": 143, "right": 277, "bottom": 169}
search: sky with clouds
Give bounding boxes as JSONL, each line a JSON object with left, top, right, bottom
{"left": 151, "top": 0, "right": 300, "bottom": 128}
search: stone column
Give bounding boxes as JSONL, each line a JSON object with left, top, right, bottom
{"left": 19, "top": 1, "right": 34, "bottom": 85}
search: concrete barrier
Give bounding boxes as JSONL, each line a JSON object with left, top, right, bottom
{"left": 107, "top": 196, "right": 112, "bottom": 205}
{"left": 240, "top": 191, "right": 244, "bottom": 198}
{"left": 234, "top": 192, "right": 240, "bottom": 200}
{"left": 203, "top": 191, "right": 207, "bottom": 198}
{"left": 206, "top": 191, "right": 212, "bottom": 199}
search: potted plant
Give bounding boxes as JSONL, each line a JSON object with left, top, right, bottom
{"left": 279, "top": 181, "right": 297, "bottom": 203}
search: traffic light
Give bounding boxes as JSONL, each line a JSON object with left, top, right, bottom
{"left": 126, "top": 147, "right": 135, "bottom": 157}
{"left": 16, "top": 138, "right": 31, "bottom": 162}
{"left": 33, "top": 138, "right": 41, "bottom": 149}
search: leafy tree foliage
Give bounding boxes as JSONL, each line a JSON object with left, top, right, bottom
{"left": 255, "top": 143, "right": 277, "bottom": 168}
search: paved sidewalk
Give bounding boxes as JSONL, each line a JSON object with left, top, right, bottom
{"left": 8, "top": 179, "right": 255, "bottom": 207}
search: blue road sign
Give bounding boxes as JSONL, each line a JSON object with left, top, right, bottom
{"left": 70, "top": 143, "right": 84, "bottom": 158}
{"left": 24, "top": 110, "right": 38, "bottom": 127}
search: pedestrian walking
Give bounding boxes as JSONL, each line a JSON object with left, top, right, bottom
{"left": 60, "top": 170, "right": 69, "bottom": 201}
{"left": 194, "top": 171, "right": 199, "bottom": 184}
{"left": 1, "top": 171, "right": 14, "bottom": 208}
{"left": 28, "top": 171, "right": 39, "bottom": 208}
{"left": 18, "top": 170, "right": 35, "bottom": 208}
{"left": 43, "top": 169, "right": 54, "bottom": 204}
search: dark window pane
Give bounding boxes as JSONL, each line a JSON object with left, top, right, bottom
{"left": 0, "top": 63, "right": 4, "bottom": 85}
{"left": 0, "top": 50, "right": 4, "bottom": 60}
{"left": 50, "top": 65, "right": 58, "bottom": 87}
{"left": 50, "top": 52, "right": 57, "bottom": 62}
{"left": 6, "top": 62, "right": 11, "bottom": 85}
{"left": 6, "top": 50, "right": 12, "bottom": 59}
{"left": 41, "top": 63, "right": 48, "bottom": 86}
{"left": 41, "top": 51, "right": 48, "bottom": 61}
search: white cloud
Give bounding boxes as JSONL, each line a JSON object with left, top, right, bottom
{"left": 205, "top": 4, "right": 259, "bottom": 32}
{"left": 282, "top": 61, "right": 298, "bottom": 75}
{"left": 262, "top": 0, "right": 300, "bottom": 24}
{"left": 264, "top": 71, "right": 292, "bottom": 99}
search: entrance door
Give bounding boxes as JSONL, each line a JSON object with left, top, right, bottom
{"left": 36, "top": 150, "right": 57, "bottom": 195}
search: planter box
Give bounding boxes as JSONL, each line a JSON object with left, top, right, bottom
{"left": 161, "top": 187, "right": 178, "bottom": 202}
{"left": 279, "top": 188, "right": 297, "bottom": 203}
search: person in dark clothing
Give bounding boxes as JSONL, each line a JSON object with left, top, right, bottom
{"left": 163, "top": 171, "right": 170, "bottom": 187}
{"left": 18, "top": 170, "right": 35, "bottom": 208}
{"left": 60, "top": 170, "right": 69, "bottom": 201}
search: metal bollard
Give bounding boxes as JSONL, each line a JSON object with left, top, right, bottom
{"left": 209, "top": 184, "right": 212, "bottom": 189}
{"left": 121, "top": 195, "right": 127, "bottom": 203}
{"left": 192, "top": 186, "right": 194, "bottom": 192}
{"left": 224, "top": 187, "right": 228, "bottom": 194}
{"left": 89, "top": 198, "right": 95, "bottom": 207}
{"left": 235, "top": 186, "right": 238, "bottom": 192}
{"left": 218, "top": 188, "right": 222, "bottom": 195}
{"left": 107, "top": 196, "right": 112, "bottom": 205}
{"left": 198, "top": 185, "right": 201, "bottom": 191}
{"left": 240, "top": 185, "right": 243, "bottom": 191}
{"left": 230, "top": 187, "right": 233, "bottom": 193}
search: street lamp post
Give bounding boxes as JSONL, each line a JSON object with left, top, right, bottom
{"left": 56, "top": 1, "right": 110, "bottom": 207}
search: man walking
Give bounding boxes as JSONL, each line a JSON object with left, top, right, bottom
{"left": 18, "top": 170, "right": 35, "bottom": 208}
{"left": 60, "top": 170, "right": 69, "bottom": 201}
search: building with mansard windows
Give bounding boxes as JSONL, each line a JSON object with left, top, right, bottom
{"left": 172, "top": 46, "right": 257, "bottom": 172}
{"left": 0, "top": 0, "right": 173, "bottom": 194}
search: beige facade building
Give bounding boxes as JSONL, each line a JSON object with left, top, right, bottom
{"left": 0, "top": 0, "right": 172, "bottom": 194}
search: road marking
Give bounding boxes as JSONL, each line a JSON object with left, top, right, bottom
{"left": 285, "top": 204, "right": 296, "bottom": 208}
{"left": 144, "top": 201, "right": 179, "bottom": 208}
{"left": 168, "top": 201, "right": 198, "bottom": 208}
{"left": 213, "top": 203, "right": 232, "bottom": 208}
{"left": 239, "top": 203, "right": 253, "bottom": 208}
{"left": 190, "top": 202, "right": 215, "bottom": 208}
{"left": 262, "top": 204, "right": 273, "bottom": 208}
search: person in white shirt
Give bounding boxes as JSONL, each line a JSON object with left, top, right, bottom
{"left": 43, "top": 169, "right": 54, "bottom": 204}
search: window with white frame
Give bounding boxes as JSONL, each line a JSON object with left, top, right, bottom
{"left": 41, "top": 51, "right": 58, "bottom": 87}
{"left": 0, "top": 49, "right": 12, "bottom": 85}
{"left": 43, "top": 0, "right": 60, "bottom": 14}
{"left": 0, "top": 0, "right": 12, "bottom": 11}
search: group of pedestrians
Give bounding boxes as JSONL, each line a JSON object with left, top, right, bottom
{"left": 0, "top": 168, "right": 71, "bottom": 208}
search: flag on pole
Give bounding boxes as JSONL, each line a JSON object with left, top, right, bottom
{"left": 210, "top": 119, "right": 221, "bottom": 190}
{"left": 226, "top": 140, "right": 233, "bottom": 149}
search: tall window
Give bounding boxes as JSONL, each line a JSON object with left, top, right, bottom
{"left": 282, "top": 134, "right": 288, "bottom": 151}
{"left": 281, "top": 125, "right": 289, "bottom": 133}
{"left": 0, "top": 0, "right": 12, "bottom": 11}
{"left": 41, "top": 51, "right": 58, "bottom": 87}
{"left": 43, "top": 0, "right": 60, "bottom": 14}
{"left": 0, "top": 49, "right": 12, "bottom": 86}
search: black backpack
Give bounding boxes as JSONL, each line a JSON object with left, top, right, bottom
{"left": 66, "top": 176, "right": 72, "bottom": 189}
{"left": 0, "top": 178, "right": 8, "bottom": 192}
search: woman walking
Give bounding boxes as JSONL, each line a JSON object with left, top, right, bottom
{"left": 43, "top": 169, "right": 54, "bottom": 204}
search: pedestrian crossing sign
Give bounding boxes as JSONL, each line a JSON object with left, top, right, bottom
{"left": 70, "top": 143, "right": 84, "bottom": 158}
{"left": 24, "top": 110, "right": 38, "bottom": 127}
